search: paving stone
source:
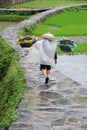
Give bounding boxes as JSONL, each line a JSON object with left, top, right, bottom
{"left": 65, "top": 109, "right": 87, "bottom": 117}
{"left": 36, "top": 108, "right": 65, "bottom": 113}
{"left": 39, "top": 91, "right": 63, "bottom": 99}
{"left": 9, "top": 122, "right": 33, "bottom": 129}
{"left": 52, "top": 125, "right": 76, "bottom": 130}
{"left": 71, "top": 94, "right": 87, "bottom": 105}
{"left": 35, "top": 125, "right": 50, "bottom": 130}
{"left": 52, "top": 98, "right": 72, "bottom": 106}
{"left": 82, "top": 116, "right": 87, "bottom": 122}
{"left": 51, "top": 118, "right": 65, "bottom": 126}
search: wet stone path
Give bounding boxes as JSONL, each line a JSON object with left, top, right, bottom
{"left": 9, "top": 55, "right": 87, "bottom": 130}
{"left": 0, "top": 3, "right": 87, "bottom": 130}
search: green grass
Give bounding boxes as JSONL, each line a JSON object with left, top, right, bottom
{"left": 73, "top": 42, "right": 87, "bottom": 53}
{"left": 0, "top": 14, "right": 29, "bottom": 21}
{"left": 0, "top": 9, "right": 34, "bottom": 21}
{"left": 28, "top": 8, "right": 87, "bottom": 36}
{"left": 56, "top": 42, "right": 87, "bottom": 54}
{"left": 0, "top": 37, "right": 27, "bottom": 130}
{"left": 14, "top": 0, "right": 87, "bottom": 9}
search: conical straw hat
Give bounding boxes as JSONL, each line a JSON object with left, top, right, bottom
{"left": 41, "top": 32, "right": 57, "bottom": 41}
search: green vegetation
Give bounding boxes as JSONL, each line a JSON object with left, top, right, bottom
{"left": 21, "top": 7, "right": 87, "bottom": 36}
{"left": 56, "top": 42, "right": 87, "bottom": 54}
{"left": 14, "top": 0, "right": 87, "bottom": 9}
{"left": 0, "top": 10, "right": 33, "bottom": 21}
{"left": 73, "top": 42, "right": 87, "bottom": 53}
{"left": 0, "top": 37, "right": 27, "bottom": 130}
{"left": 0, "top": 14, "right": 29, "bottom": 21}
{"left": 1, "top": 0, "right": 87, "bottom": 21}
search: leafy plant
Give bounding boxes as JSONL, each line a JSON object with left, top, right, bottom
{"left": 0, "top": 37, "right": 27, "bottom": 129}
{"left": 0, "top": 38, "right": 15, "bottom": 81}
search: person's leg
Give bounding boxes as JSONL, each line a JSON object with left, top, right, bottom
{"left": 44, "top": 70, "right": 50, "bottom": 84}
{"left": 40, "top": 65, "right": 51, "bottom": 77}
{"left": 46, "top": 69, "right": 51, "bottom": 77}
{"left": 40, "top": 64, "right": 51, "bottom": 83}
{"left": 40, "top": 64, "right": 47, "bottom": 77}
{"left": 44, "top": 65, "right": 51, "bottom": 83}
{"left": 41, "top": 69, "right": 48, "bottom": 77}
{"left": 41, "top": 69, "right": 50, "bottom": 83}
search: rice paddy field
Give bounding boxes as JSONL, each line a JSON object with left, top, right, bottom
{"left": 14, "top": 0, "right": 87, "bottom": 9}
{"left": 28, "top": 7, "right": 87, "bottom": 36}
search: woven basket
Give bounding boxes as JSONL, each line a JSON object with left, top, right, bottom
{"left": 58, "top": 43, "right": 76, "bottom": 52}
{"left": 58, "top": 37, "right": 77, "bottom": 52}
{"left": 16, "top": 36, "right": 36, "bottom": 47}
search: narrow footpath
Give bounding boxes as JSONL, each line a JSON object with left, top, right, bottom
{"left": 9, "top": 58, "right": 87, "bottom": 130}
{"left": 1, "top": 4, "right": 87, "bottom": 130}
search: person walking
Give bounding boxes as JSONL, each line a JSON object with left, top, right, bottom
{"left": 39, "top": 33, "right": 57, "bottom": 84}
{"left": 28, "top": 32, "right": 58, "bottom": 84}
{"left": 40, "top": 52, "right": 57, "bottom": 84}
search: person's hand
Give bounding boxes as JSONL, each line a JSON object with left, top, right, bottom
{"left": 54, "top": 60, "right": 57, "bottom": 64}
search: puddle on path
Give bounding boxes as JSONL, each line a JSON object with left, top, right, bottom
{"left": 56, "top": 54, "right": 87, "bottom": 89}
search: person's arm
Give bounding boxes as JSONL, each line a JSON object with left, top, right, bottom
{"left": 54, "top": 52, "right": 57, "bottom": 64}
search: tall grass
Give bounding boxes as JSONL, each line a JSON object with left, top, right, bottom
{"left": 0, "top": 37, "right": 27, "bottom": 130}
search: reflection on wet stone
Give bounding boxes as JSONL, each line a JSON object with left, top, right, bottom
{"left": 34, "top": 117, "right": 46, "bottom": 123}
{"left": 10, "top": 123, "right": 33, "bottom": 129}
{"left": 36, "top": 125, "right": 50, "bottom": 130}
{"left": 18, "top": 109, "right": 33, "bottom": 115}
{"left": 82, "top": 116, "right": 87, "bottom": 122}
{"left": 39, "top": 91, "right": 63, "bottom": 99}
{"left": 52, "top": 98, "right": 72, "bottom": 106}
{"left": 78, "top": 88, "right": 87, "bottom": 95}
{"left": 71, "top": 95, "right": 87, "bottom": 105}
{"left": 52, "top": 125, "right": 76, "bottom": 130}
{"left": 16, "top": 115, "right": 31, "bottom": 122}
{"left": 57, "top": 82, "right": 68, "bottom": 89}
{"left": 57, "top": 89, "right": 74, "bottom": 96}
{"left": 36, "top": 108, "right": 64, "bottom": 113}
{"left": 66, "top": 110, "right": 87, "bottom": 117}
{"left": 80, "top": 125, "right": 87, "bottom": 130}
{"left": 37, "top": 84, "right": 51, "bottom": 90}
{"left": 52, "top": 118, "right": 65, "bottom": 126}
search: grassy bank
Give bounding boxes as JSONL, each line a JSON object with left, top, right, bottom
{"left": 0, "top": 37, "right": 27, "bottom": 130}
{"left": 13, "top": 0, "right": 87, "bottom": 9}
{"left": 0, "top": 10, "right": 33, "bottom": 21}
{"left": 0, "top": 14, "right": 29, "bottom": 21}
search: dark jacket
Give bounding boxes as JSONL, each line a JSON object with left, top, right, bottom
{"left": 54, "top": 53, "right": 57, "bottom": 60}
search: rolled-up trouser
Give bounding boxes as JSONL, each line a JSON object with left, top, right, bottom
{"left": 40, "top": 64, "right": 51, "bottom": 71}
